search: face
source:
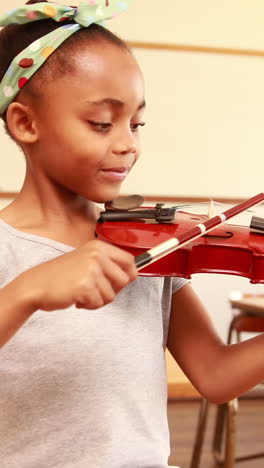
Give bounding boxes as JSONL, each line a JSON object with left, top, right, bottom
{"left": 29, "top": 41, "right": 145, "bottom": 203}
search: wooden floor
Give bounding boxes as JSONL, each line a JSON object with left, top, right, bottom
{"left": 167, "top": 398, "right": 264, "bottom": 468}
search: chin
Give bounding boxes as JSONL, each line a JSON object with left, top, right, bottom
{"left": 84, "top": 186, "right": 122, "bottom": 204}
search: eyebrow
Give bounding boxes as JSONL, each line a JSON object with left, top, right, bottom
{"left": 85, "top": 98, "right": 146, "bottom": 111}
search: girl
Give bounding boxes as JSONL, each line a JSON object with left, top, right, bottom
{"left": 0, "top": 1, "right": 263, "bottom": 467}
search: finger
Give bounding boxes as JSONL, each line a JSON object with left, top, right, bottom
{"left": 83, "top": 240, "right": 138, "bottom": 281}
{"left": 96, "top": 275, "right": 117, "bottom": 304}
{"left": 105, "top": 245, "right": 138, "bottom": 281}
{"left": 75, "top": 286, "right": 105, "bottom": 310}
{"left": 102, "top": 258, "right": 135, "bottom": 292}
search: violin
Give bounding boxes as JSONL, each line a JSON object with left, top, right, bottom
{"left": 96, "top": 193, "right": 264, "bottom": 284}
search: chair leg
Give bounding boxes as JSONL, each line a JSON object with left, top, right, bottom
{"left": 224, "top": 399, "right": 237, "bottom": 468}
{"left": 191, "top": 311, "right": 264, "bottom": 467}
{"left": 211, "top": 319, "right": 238, "bottom": 467}
{"left": 212, "top": 400, "right": 237, "bottom": 467}
{"left": 212, "top": 403, "right": 227, "bottom": 458}
{"left": 189, "top": 398, "right": 210, "bottom": 468}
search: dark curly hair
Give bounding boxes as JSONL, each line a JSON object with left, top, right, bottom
{"left": 0, "top": 0, "right": 129, "bottom": 137}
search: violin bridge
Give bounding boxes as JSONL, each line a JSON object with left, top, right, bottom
{"left": 208, "top": 200, "right": 215, "bottom": 219}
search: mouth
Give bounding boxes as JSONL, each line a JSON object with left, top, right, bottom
{"left": 101, "top": 167, "right": 130, "bottom": 182}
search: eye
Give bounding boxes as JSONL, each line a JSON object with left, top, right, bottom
{"left": 88, "top": 121, "right": 112, "bottom": 132}
{"left": 131, "top": 122, "right": 145, "bottom": 132}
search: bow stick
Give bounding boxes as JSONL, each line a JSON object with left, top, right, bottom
{"left": 135, "top": 192, "right": 264, "bottom": 270}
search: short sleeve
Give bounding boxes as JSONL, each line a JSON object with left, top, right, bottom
{"left": 171, "top": 276, "right": 189, "bottom": 294}
{"left": 161, "top": 276, "right": 189, "bottom": 348}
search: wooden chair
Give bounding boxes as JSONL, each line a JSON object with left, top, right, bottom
{"left": 189, "top": 293, "right": 264, "bottom": 468}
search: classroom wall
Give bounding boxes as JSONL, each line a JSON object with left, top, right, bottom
{"left": 0, "top": 1, "right": 264, "bottom": 340}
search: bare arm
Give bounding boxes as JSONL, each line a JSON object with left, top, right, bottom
{"left": 167, "top": 283, "right": 264, "bottom": 404}
{"left": 0, "top": 239, "right": 137, "bottom": 348}
{"left": 0, "top": 275, "right": 36, "bottom": 347}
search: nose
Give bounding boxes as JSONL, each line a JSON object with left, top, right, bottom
{"left": 112, "top": 129, "right": 137, "bottom": 156}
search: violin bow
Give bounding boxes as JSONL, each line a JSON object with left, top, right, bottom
{"left": 135, "top": 192, "right": 264, "bottom": 270}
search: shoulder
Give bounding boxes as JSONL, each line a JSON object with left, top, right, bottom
{"left": 0, "top": 222, "right": 16, "bottom": 286}
{"left": 0, "top": 220, "right": 63, "bottom": 286}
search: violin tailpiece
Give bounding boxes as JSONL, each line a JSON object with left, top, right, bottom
{"left": 250, "top": 216, "right": 264, "bottom": 233}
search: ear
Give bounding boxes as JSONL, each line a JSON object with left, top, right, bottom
{"left": 6, "top": 102, "right": 39, "bottom": 144}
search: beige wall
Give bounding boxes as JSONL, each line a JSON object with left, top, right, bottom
{"left": 0, "top": 1, "right": 264, "bottom": 338}
{"left": 110, "top": 0, "right": 264, "bottom": 49}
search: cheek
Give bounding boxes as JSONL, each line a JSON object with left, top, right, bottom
{"left": 38, "top": 113, "right": 112, "bottom": 177}
{"left": 134, "top": 139, "right": 142, "bottom": 161}
{"left": 41, "top": 119, "right": 104, "bottom": 159}
{"left": 62, "top": 120, "right": 108, "bottom": 156}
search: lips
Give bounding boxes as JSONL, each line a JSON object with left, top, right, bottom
{"left": 101, "top": 167, "right": 130, "bottom": 182}
{"left": 102, "top": 167, "right": 129, "bottom": 173}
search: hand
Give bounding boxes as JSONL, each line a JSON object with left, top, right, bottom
{"left": 21, "top": 240, "right": 138, "bottom": 311}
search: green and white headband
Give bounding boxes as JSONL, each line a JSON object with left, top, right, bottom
{"left": 0, "top": 1, "right": 131, "bottom": 115}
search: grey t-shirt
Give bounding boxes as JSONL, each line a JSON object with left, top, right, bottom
{"left": 0, "top": 219, "right": 187, "bottom": 468}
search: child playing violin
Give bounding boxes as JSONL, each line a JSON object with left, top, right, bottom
{"left": 0, "top": 1, "right": 264, "bottom": 467}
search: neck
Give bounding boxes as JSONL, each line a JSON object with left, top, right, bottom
{"left": 0, "top": 169, "right": 101, "bottom": 246}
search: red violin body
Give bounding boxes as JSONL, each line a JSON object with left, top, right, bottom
{"left": 96, "top": 210, "right": 264, "bottom": 284}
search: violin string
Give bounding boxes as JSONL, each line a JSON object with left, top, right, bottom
{"left": 135, "top": 193, "right": 264, "bottom": 270}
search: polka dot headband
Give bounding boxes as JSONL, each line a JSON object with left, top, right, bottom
{"left": 0, "top": 1, "right": 131, "bottom": 115}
